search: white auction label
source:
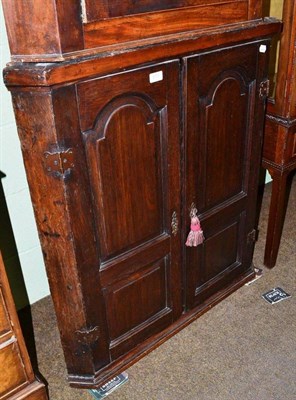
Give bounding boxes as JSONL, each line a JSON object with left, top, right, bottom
{"left": 149, "top": 70, "right": 163, "bottom": 83}
{"left": 259, "top": 44, "right": 267, "bottom": 53}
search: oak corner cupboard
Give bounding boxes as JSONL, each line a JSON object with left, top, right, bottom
{"left": 1, "top": 0, "right": 281, "bottom": 390}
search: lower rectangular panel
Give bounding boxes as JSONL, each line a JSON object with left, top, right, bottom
{"left": 185, "top": 215, "right": 248, "bottom": 309}
{"left": 194, "top": 262, "right": 247, "bottom": 306}
{"left": 110, "top": 308, "right": 172, "bottom": 360}
{"left": 103, "top": 258, "right": 173, "bottom": 359}
{"left": 203, "top": 222, "right": 239, "bottom": 284}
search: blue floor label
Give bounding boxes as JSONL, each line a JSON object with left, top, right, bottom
{"left": 89, "top": 372, "right": 129, "bottom": 399}
{"left": 262, "top": 287, "right": 291, "bottom": 304}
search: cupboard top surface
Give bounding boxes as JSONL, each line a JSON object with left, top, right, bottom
{"left": 3, "top": 18, "right": 281, "bottom": 88}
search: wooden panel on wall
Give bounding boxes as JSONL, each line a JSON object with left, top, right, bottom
{"left": 83, "top": 2, "right": 249, "bottom": 47}
{"left": 83, "top": 0, "right": 247, "bottom": 21}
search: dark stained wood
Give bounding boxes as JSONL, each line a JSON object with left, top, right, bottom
{"left": 262, "top": 0, "right": 296, "bottom": 268}
{"left": 83, "top": 3, "right": 248, "bottom": 47}
{"left": 75, "top": 61, "right": 183, "bottom": 360}
{"left": 1, "top": 0, "right": 84, "bottom": 60}
{"left": 84, "top": 0, "right": 247, "bottom": 20}
{"left": 248, "top": 0, "right": 263, "bottom": 19}
{"left": 0, "top": 251, "right": 48, "bottom": 400}
{"left": 1, "top": 0, "right": 281, "bottom": 390}
{"left": 184, "top": 42, "right": 269, "bottom": 308}
{"left": 262, "top": 168, "right": 293, "bottom": 268}
{"left": 50, "top": 86, "right": 111, "bottom": 373}
{"left": 11, "top": 89, "right": 110, "bottom": 375}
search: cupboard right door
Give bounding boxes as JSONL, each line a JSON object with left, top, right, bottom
{"left": 184, "top": 43, "right": 264, "bottom": 309}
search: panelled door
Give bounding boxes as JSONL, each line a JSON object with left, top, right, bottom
{"left": 184, "top": 43, "right": 262, "bottom": 309}
{"left": 76, "top": 61, "right": 182, "bottom": 360}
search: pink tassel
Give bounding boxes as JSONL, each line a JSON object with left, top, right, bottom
{"left": 185, "top": 212, "right": 204, "bottom": 247}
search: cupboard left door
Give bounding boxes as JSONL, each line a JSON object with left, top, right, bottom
{"left": 74, "top": 61, "right": 182, "bottom": 362}
{"left": 10, "top": 60, "right": 182, "bottom": 385}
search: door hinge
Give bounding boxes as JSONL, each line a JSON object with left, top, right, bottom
{"left": 75, "top": 325, "right": 100, "bottom": 345}
{"left": 44, "top": 148, "right": 74, "bottom": 178}
{"left": 75, "top": 325, "right": 100, "bottom": 354}
{"left": 259, "top": 80, "right": 270, "bottom": 99}
{"left": 247, "top": 229, "right": 257, "bottom": 244}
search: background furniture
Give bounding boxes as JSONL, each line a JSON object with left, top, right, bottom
{"left": 1, "top": 0, "right": 280, "bottom": 390}
{"left": 1, "top": 0, "right": 264, "bottom": 62}
{"left": 262, "top": 0, "right": 296, "bottom": 268}
{"left": 0, "top": 251, "right": 48, "bottom": 400}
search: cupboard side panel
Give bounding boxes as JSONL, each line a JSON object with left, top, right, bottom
{"left": 10, "top": 90, "right": 109, "bottom": 376}
{"left": 51, "top": 86, "right": 111, "bottom": 372}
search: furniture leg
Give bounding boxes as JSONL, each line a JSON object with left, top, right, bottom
{"left": 264, "top": 170, "right": 291, "bottom": 268}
